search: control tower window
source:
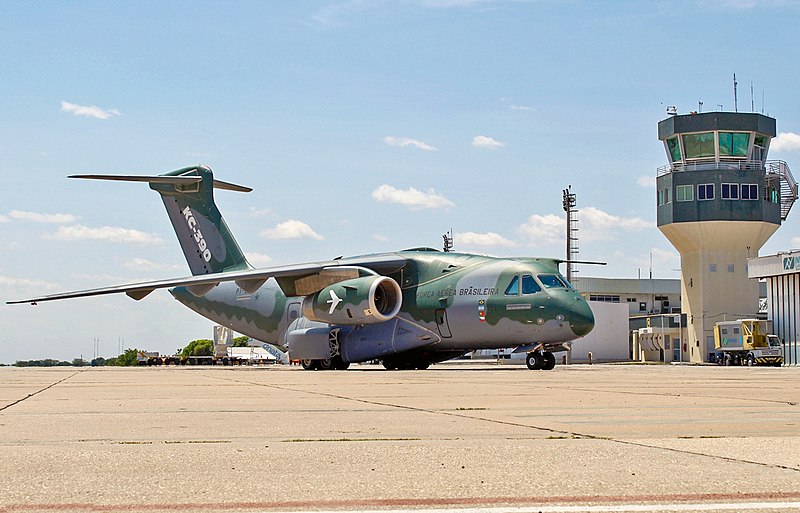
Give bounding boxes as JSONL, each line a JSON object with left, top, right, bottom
{"left": 666, "top": 136, "right": 682, "bottom": 162}
{"left": 721, "top": 183, "right": 739, "bottom": 199}
{"left": 676, "top": 185, "right": 693, "bottom": 202}
{"left": 698, "top": 183, "right": 714, "bottom": 201}
{"left": 741, "top": 184, "right": 758, "bottom": 200}
{"left": 682, "top": 132, "right": 715, "bottom": 159}
{"left": 753, "top": 135, "right": 768, "bottom": 161}
{"left": 719, "top": 132, "right": 750, "bottom": 157}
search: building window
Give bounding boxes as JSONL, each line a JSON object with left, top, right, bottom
{"left": 667, "top": 136, "right": 682, "bottom": 162}
{"left": 658, "top": 189, "right": 664, "bottom": 206}
{"left": 665, "top": 187, "right": 671, "bottom": 204}
{"left": 710, "top": 264, "right": 717, "bottom": 272}
{"left": 721, "top": 183, "right": 739, "bottom": 199}
{"left": 727, "top": 264, "right": 735, "bottom": 273}
{"left": 639, "top": 302, "right": 647, "bottom": 311}
{"left": 589, "top": 294, "right": 620, "bottom": 303}
{"left": 719, "top": 132, "right": 750, "bottom": 157}
{"left": 627, "top": 297, "right": 637, "bottom": 303}
{"left": 676, "top": 185, "right": 693, "bottom": 202}
{"left": 682, "top": 132, "right": 715, "bottom": 159}
{"left": 741, "top": 184, "right": 758, "bottom": 200}
{"left": 698, "top": 184, "right": 714, "bottom": 200}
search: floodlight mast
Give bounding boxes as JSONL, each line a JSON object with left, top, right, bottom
{"left": 562, "top": 186, "right": 579, "bottom": 285}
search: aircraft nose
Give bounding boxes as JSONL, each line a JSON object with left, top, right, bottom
{"left": 569, "top": 297, "right": 595, "bottom": 337}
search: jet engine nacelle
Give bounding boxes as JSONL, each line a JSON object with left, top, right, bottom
{"left": 302, "top": 275, "right": 402, "bottom": 325}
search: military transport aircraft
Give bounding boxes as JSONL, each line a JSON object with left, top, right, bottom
{"left": 8, "top": 165, "right": 595, "bottom": 370}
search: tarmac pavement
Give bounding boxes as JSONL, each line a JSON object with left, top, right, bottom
{"left": 0, "top": 363, "right": 798, "bottom": 513}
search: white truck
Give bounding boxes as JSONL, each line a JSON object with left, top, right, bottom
{"left": 713, "top": 319, "right": 783, "bottom": 366}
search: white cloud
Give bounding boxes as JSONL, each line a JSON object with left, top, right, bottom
{"left": 637, "top": 175, "right": 655, "bottom": 188}
{"left": 248, "top": 207, "right": 274, "bottom": 218}
{"left": 510, "top": 104, "right": 535, "bottom": 112}
{"left": 384, "top": 136, "right": 437, "bottom": 151}
{"left": 771, "top": 132, "right": 800, "bottom": 152}
{"left": 518, "top": 214, "right": 564, "bottom": 246}
{"left": 456, "top": 231, "right": 516, "bottom": 247}
{"left": 0, "top": 214, "right": 8, "bottom": 222}
{"left": 0, "top": 275, "right": 60, "bottom": 291}
{"left": 8, "top": 210, "right": 79, "bottom": 224}
{"left": 791, "top": 236, "right": 800, "bottom": 248}
{"left": 45, "top": 225, "right": 162, "bottom": 244}
{"left": 122, "top": 258, "right": 180, "bottom": 272}
{"left": 260, "top": 220, "right": 324, "bottom": 240}
{"left": 372, "top": 184, "right": 454, "bottom": 210}
{"left": 580, "top": 207, "right": 652, "bottom": 241}
{"left": 60, "top": 100, "right": 120, "bottom": 120}
{"left": 373, "top": 234, "right": 389, "bottom": 242}
{"left": 472, "top": 135, "right": 505, "bottom": 149}
{"left": 245, "top": 252, "right": 273, "bottom": 266}
{"left": 517, "top": 207, "right": 652, "bottom": 247}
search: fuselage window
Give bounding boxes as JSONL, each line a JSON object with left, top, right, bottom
{"left": 521, "top": 274, "right": 541, "bottom": 294}
{"left": 538, "top": 274, "right": 567, "bottom": 289}
{"left": 504, "top": 276, "right": 520, "bottom": 296}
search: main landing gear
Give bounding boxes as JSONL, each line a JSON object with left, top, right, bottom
{"left": 525, "top": 351, "right": 556, "bottom": 371}
{"left": 301, "top": 356, "right": 350, "bottom": 370}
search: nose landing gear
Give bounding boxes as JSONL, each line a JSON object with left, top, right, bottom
{"left": 526, "top": 350, "right": 556, "bottom": 370}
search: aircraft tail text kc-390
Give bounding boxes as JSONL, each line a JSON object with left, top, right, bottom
{"left": 8, "top": 165, "right": 595, "bottom": 371}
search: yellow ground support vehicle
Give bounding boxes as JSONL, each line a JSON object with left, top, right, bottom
{"left": 713, "top": 319, "right": 783, "bottom": 366}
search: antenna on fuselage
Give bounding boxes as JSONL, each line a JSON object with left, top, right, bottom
{"left": 442, "top": 229, "right": 454, "bottom": 252}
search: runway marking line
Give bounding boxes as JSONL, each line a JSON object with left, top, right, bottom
{"left": 3, "top": 492, "right": 800, "bottom": 512}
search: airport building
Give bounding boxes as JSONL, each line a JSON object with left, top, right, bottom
{"left": 748, "top": 251, "right": 800, "bottom": 365}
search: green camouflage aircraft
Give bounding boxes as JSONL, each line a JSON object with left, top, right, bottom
{"left": 8, "top": 165, "right": 595, "bottom": 370}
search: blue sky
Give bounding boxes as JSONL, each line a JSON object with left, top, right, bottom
{"left": 2, "top": 0, "right": 800, "bottom": 363}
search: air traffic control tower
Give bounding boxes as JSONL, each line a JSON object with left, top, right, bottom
{"left": 656, "top": 111, "right": 797, "bottom": 362}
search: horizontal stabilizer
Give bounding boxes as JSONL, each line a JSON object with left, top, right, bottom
{"left": 69, "top": 174, "right": 252, "bottom": 193}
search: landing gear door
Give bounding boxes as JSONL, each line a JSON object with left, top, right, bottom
{"left": 435, "top": 309, "right": 452, "bottom": 338}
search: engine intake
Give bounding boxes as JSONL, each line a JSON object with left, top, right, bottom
{"left": 302, "top": 275, "right": 402, "bottom": 325}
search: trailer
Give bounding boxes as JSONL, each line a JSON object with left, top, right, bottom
{"left": 713, "top": 319, "right": 783, "bottom": 366}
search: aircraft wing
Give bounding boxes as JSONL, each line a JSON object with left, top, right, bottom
{"left": 6, "top": 254, "right": 407, "bottom": 305}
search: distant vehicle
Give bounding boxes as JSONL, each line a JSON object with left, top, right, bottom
{"left": 713, "top": 319, "right": 783, "bottom": 366}
{"left": 8, "top": 165, "right": 595, "bottom": 371}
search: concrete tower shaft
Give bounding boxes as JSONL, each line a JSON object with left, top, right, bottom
{"left": 655, "top": 111, "right": 795, "bottom": 363}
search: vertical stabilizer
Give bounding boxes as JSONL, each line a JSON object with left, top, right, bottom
{"left": 70, "top": 165, "right": 252, "bottom": 275}
{"left": 151, "top": 165, "right": 250, "bottom": 275}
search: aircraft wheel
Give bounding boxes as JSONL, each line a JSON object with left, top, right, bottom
{"left": 301, "top": 359, "right": 318, "bottom": 370}
{"left": 416, "top": 361, "right": 430, "bottom": 370}
{"left": 318, "top": 358, "right": 334, "bottom": 370}
{"left": 382, "top": 359, "right": 398, "bottom": 370}
{"left": 525, "top": 352, "right": 542, "bottom": 370}
{"left": 542, "top": 352, "right": 556, "bottom": 370}
{"left": 332, "top": 356, "right": 350, "bottom": 370}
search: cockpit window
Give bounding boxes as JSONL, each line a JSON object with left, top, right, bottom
{"left": 538, "top": 274, "right": 568, "bottom": 289}
{"left": 504, "top": 276, "right": 520, "bottom": 296}
{"left": 521, "top": 274, "right": 541, "bottom": 294}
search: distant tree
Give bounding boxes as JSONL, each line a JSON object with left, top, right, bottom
{"left": 14, "top": 359, "right": 72, "bottom": 367}
{"left": 90, "top": 357, "right": 107, "bottom": 367}
{"left": 233, "top": 336, "right": 250, "bottom": 347}
{"left": 181, "top": 339, "right": 213, "bottom": 358}
{"left": 111, "top": 349, "right": 140, "bottom": 367}
{"left": 72, "top": 358, "right": 89, "bottom": 367}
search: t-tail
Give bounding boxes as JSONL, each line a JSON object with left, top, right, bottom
{"left": 70, "top": 165, "right": 252, "bottom": 275}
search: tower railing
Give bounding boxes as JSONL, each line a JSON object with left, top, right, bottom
{"left": 657, "top": 159, "right": 765, "bottom": 176}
